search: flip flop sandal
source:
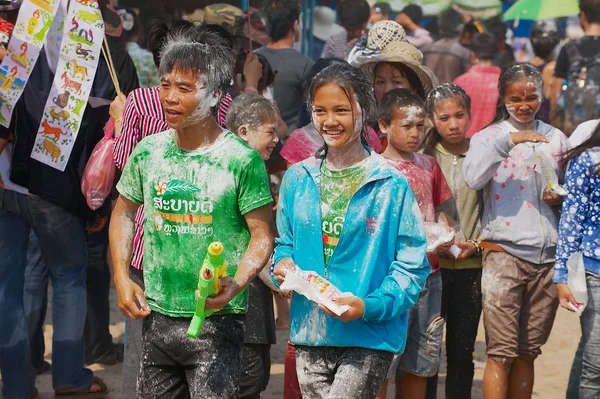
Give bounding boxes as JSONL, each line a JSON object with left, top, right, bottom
{"left": 55, "top": 376, "right": 109, "bottom": 397}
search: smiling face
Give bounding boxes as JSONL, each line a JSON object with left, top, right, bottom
{"left": 159, "top": 67, "right": 218, "bottom": 129}
{"left": 380, "top": 105, "right": 425, "bottom": 153}
{"left": 312, "top": 82, "right": 362, "bottom": 149}
{"left": 374, "top": 63, "right": 414, "bottom": 102}
{"left": 241, "top": 114, "right": 280, "bottom": 160}
{"left": 432, "top": 97, "right": 470, "bottom": 144}
{"left": 504, "top": 77, "right": 542, "bottom": 125}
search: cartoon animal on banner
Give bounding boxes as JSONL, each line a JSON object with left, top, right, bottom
{"left": 50, "top": 106, "right": 70, "bottom": 122}
{"left": 61, "top": 71, "right": 82, "bottom": 94}
{"left": 53, "top": 91, "right": 70, "bottom": 108}
{"left": 1, "top": 66, "right": 18, "bottom": 90}
{"left": 28, "top": 10, "right": 41, "bottom": 35}
{"left": 72, "top": 98, "right": 86, "bottom": 116}
{"left": 33, "top": 11, "right": 53, "bottom": 44}
{"left": 75, "top": 44, "right": 94, "bottom": 60}
{"left": 78, "top": 10, "right": 102, "bottom": 24}
{"left": 40, "top": 119, "right": 65, "bottom": 141}
{"left": 71, "top": 60, "right": 88, "bottom": 80}
{"left": 42, "top": 138, "right": 61, "bottom": 162}
{"left": 11, "top": 42, "right": 29, "bottom": 68}
{"left": 69, "top": 17, "right": 94, "bottom": 45}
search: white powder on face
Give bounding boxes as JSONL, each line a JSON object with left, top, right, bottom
{"left": 183, "top": 75, "right": 218, "bottom": 128}
{"left": 403, "top": 105, "right": 424, "bottom": 125}
{"left": 353, "top": 94, "right": 363, "bottom": 137}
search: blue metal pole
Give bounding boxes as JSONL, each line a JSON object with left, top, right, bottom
{"left": 308, "top": 0, "right": 315, "bottom": 59}
{"left": 301, "top": 0, "right": 309, "bottom": 56}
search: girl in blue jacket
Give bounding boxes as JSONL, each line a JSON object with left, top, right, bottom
{"left": 272, "top": 63, "right": 429, "bottom": 398}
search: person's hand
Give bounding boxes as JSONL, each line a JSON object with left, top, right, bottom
{"left": 510, "top": 130, "right": 549, "bottom": 145}
{"left": 395, "top": 13, "right": 418, "bottom": 32}
{"left": 114, "top": 273, "right": 151, "bottom": 320}
{"left": 0, "top": 173, "right": 4, "bottom": 188}
{"left": 556, "top": 283, "right": 581, "bottom": 312}
{"left": 318, "top": 295, "right": 364, "bottom": 322}
{"left": 275, "top": 290, "right": 292, "bottom": 299}
{"left": 273, "top": 258, "right": 296, "bottom": 285}
{"left": 205, "top": 276, "right": 243, "bottom": 311}
{"left": 543, "top": 188, "right": 563, "bottom": 206}
{"left": 243, "top": 50, "right": 262, "bottom": 91}
{"left": 452, "top": 241, "right": 477, "bottom": 260}
{"left": 0, "top": 48, "right": 6, "bottom": 62}
{"left": 437, "top": 238, "right": 454, "bottom": 254}
{"left": 109, "top": 93, "right": 127, "bottom": 121}
{"left": 86, "top": 215, "right": 107, "bottom": 234}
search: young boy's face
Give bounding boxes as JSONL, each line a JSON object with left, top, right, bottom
{"left": 240, "top": 115, "right": 279, "bottom": 161}
{"left": 380, "top": 105, "right": 425, "bottom": 153}
{"left": 159, "top": 67, "right": 216, "bottom": 130}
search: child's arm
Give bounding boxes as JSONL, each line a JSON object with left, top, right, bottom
{"left": 362, "top": 187, "right": 430, "bottom": 323}
{"left": 205, "top": 205, "right": 274, "bottom": 310}
{"left": 110, "top": 195, "right": 151, "bottom": 320}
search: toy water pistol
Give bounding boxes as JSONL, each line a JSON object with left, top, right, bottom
{"left": 186, "top": 242, "right": 228, "bottom": 338}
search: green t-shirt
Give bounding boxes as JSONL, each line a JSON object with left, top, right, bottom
{"left": 320, "top": 158, "right": 368, "bottom": 268}
{"left": 117, "top": 130, "right": 273, "bottom": 317}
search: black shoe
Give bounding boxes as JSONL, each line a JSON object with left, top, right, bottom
{"left": 85, "top": 343, "right": 124, "bottom": 366}
{"left": 35, "top": 361, "right": 52, "bottom": 375}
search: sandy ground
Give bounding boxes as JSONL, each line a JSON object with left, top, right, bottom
{"left": 4, "top": 287, "right": 580, "bottom": 399}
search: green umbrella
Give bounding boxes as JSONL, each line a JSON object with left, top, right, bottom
{"left": 503, "top": 0, "right": 579, "bottom": 21}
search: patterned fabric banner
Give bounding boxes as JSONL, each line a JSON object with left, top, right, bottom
{"left": 0, "top": 0, "right": 62, "bottom": 127}
{"left": 30, "top": 0, "right": 104, "bottom": 171}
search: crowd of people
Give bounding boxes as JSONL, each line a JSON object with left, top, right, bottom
{"left": 0, "top": 0, "right": 600, "bottom": 398}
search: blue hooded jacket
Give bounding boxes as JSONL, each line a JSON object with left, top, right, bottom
{"left": 274, "top": 151, "right": 430, "bottom": 353}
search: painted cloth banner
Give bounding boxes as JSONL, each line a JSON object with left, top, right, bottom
{"left": 0, "top": 0, "right": 62, "bottom": 127}
{"left": 30, "top": 0, "right": 104, "bottom": 171}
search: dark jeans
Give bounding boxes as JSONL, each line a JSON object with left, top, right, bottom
{"left": 0, "top": 189, "right": 92, "bottom": 398}
{"left": 239, "top": 343, "right": 271, "bottom": 399}
{"left": 122, "top": 267, "right": 144, "bottom": 399}
{"left": 441, "top": 268, "right": 482, "bottom": 399}
{"left": 138, "top": 312, "right": 245, "bottom": 398}
{"left": 295, "top": 345, "right": 393, "bottom": 399}
{"left": 23, "top": 230, "right": 48, "bottom": 373}
{"left": 84, "top": 219, "right": 115, "bottom": 362}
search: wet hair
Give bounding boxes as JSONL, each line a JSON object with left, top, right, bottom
{"left": 530, "top": 20, "right": 560, "bottom": 61}
{"left": 146, "top": 19, "right": 194, "bottom": 67}
{"left": 470, "top": 32, "right": 498, "bottom": 60}
{"left": 580, "top": 0, "right": 600, "bottom": 23}
{"left": 308, "top": 63, "right": 376, "bottom": 158}
{"left": 401, "top": 4, "right": 423, "bottom": 26}
{"left": 338, "top": 0, "right": 370, "bottom": 28}
{"left": 305, "top": 58, "right": 349, "bottom": 93}
{"left": 423, "top": 83, "right": 471, "bottom": 155}
{"left": 159, "top": 30, "right": 235, "bottom": 100}
{"left": 261, "top": 0, "right": 301, "bottom": 42}
{"left": 378, "top": 88, "right": 425, "bottom": 126}
{"left": 374, "top": 62, "right": 426, "bottom": 99}
{"left": 372, "top": 3, "right": 392, "bottom": 17}
{"left": 226, "top": 93, "right": 280, "bottom": 134}
{"left": 491, "top": 63, "right": 543, "bottom": 125}
{"left": 562, "top": 121, "right": 600, "bottom": 173}
{"left": 438, "top": 8, "right": 464, "bottom": 39}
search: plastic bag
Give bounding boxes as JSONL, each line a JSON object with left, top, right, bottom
{"left": 81, "top": 119, "right": 116, "bottom": 210}
{"left": 280, "top": 267, "right": 350, "bottom": 316}
{"left": 523, "top": 152, "right": 568, "bottom": 196}
{"left": 424, "top": 222, "right": 455, "bottom": 253}
{"left": 567, "top": 252, "right": 587, "bottom": 316}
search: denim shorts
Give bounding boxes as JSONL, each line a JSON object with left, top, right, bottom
{"left": 390, "top": 271, "right": 444, "bottom": 378}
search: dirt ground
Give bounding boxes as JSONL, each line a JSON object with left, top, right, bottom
{"left": 7, "top": 287, "right": 580, "bottom": 398}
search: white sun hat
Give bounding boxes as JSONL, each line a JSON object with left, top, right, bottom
{"left": 313, "top": 6, "right": 345, "bottom": 42}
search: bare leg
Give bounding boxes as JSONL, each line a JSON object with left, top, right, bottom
{"left": 508, "top": 357, "right": 534, "bottom": 399}
{"left": 274, "top": 295, "right": 290, "bottom": 329}
{"left": 483, "top": 357, "right": 513, "bottom": 399}
{"left": 401, "top": 373, "right": 426, "bottom": 399}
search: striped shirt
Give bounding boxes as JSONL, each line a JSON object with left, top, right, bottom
{"left": 113, "top": 86, "right": 232, "bottom": 270}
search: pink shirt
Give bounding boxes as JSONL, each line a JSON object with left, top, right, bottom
{"left": 453, "top": 65, "right": 502, "bottom": 138}
{"left": 384, "top": 153, "right": 453, "bottom": 271}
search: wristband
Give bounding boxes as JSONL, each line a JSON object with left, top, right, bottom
{"left": 467, "top": 239, "right": 483, "bottom": 256}
{"left": 114, "top": 117, "right": 122, "bottom": 125}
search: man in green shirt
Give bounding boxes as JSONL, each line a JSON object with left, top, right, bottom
{"left": 109, "top": 29, "right": 273, "bottom": 397}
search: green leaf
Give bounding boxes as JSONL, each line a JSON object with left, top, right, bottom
{"left": 163, "top": 180, "right": 201, "bottom": 196}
